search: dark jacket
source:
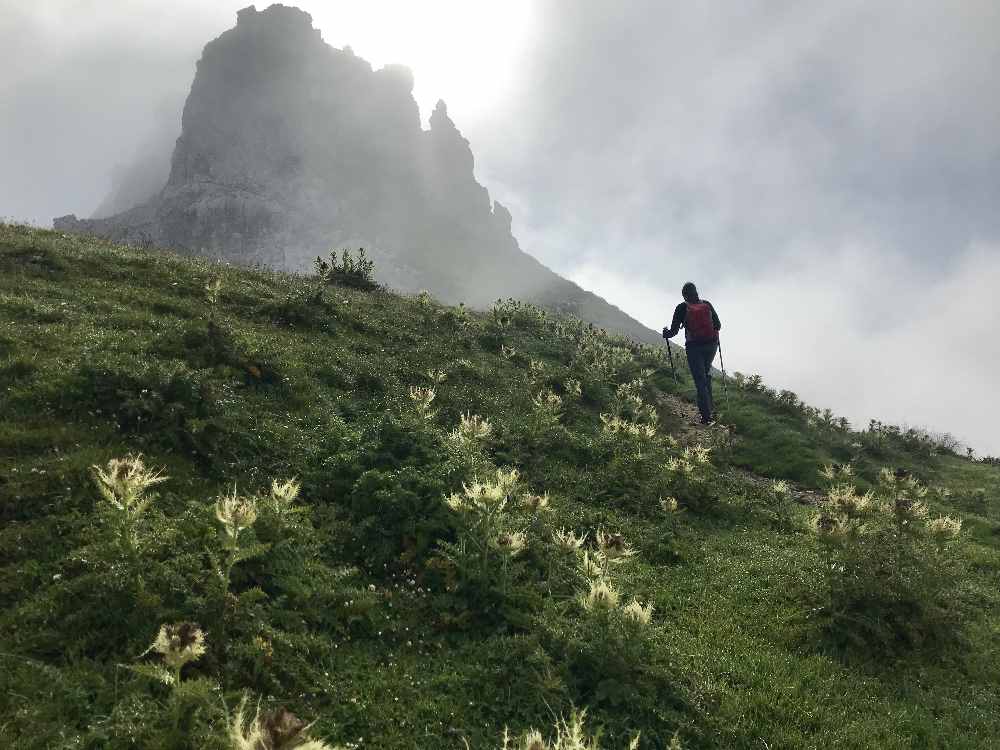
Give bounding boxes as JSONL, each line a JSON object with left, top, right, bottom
{"left": 662, "top": 299, "right": 721, "bottom": 345}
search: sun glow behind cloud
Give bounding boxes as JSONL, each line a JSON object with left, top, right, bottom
{"left": 307, "top": 0, "right": 537, "bottom": 125}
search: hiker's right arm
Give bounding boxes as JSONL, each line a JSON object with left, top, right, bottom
{"left": 662, "top": 303, "right": 686, "bottom": 339}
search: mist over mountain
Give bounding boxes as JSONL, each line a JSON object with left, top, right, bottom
{"left": 55, "top": 4, "right": 662, "bottom": 346}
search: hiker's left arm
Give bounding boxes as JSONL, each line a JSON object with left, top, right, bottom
{"left": 710, "top": 302, "right": 721, "bottom": 331}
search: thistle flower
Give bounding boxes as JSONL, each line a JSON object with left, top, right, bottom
{"left": 553, "top": 528, "right": 587, "bottom": 551}
{"left": 521, "top": 492, "right": 551, "bottom": 512}
{"left": 426, "top": 369, "right": 448, "bottom": 384}
{"left": 665, "top": 457, "right": 695, "bottom": 476}
{"left": 581, "top": 578, "right": 620, "bottom": 612}
{"left": 445, "top": 492, "right": 467, "bottom": 512}
{"left": 533, "top": 389, "right": 563, "bottom": 413}
{"left": 408, "top": 386, "right": 437, "bottom": 419}
{"left": 494, "top": 530, "right": 527, "bottom": 557}
{"left": 522, "top": 729, "right": 547, "bottom": 750}
{"left": 496, "top": 467, "right": 521, "bottom": 493}
{"left": 926, "top": 515, "right": 962, "bottom": 539}
{"left": 828, "top": 484, "right": 867, "bottom": 515}
{"left": 893, "top": 496, "right": 929, "bottom": 519}
{"left": 879, "top": 467, "right": 898, "bottom": 485}
{"left": 205, "top": 277, "right": 222, "bottom": 305}
{"left": 216, "top": 487, "right": 258, "bottom": 539}
{"left": 595, "top": 528, "right": 636, "bottom": 564}
{"left": 810, "top": 512, "right": 845, "bottom": 536}
{"left": 270, "top": 478, "right": 301, "bottom": 506}
{"left": 660, "top": 496, "right": 679, "bottom": 513}
{"left": 622, "top": 598, "right": 653, "bottom": 626}
{"left": 634, "top": 423, "right": 657, "bottom": 439}
{"left": 578, "top": 550, "right": 603, "bottom": 579}
{"left": 461, "top": 480, "right": 506, "bottom": 510}
{"left": 148, "top": 622, "right": 206, "bottom": 672}
{"left": 451, "top": 412, "right": 493, "bottom": 444}
{"left": 91, "top": 454, "right": 167, "bottom": 517}
{"left": 228, "top": 693, "right": 339, "bottom": 750}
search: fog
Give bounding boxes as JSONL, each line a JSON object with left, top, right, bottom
{"left": 2, "top": 1, "right": 998, "bottom": 453}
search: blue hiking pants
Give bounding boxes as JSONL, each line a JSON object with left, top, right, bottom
{"left": 686, "top": 341, "right": 718, "bottom": 423}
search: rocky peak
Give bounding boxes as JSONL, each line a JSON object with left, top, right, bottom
{"left": 54, "top": 4, "right": 665, "bottom": 347}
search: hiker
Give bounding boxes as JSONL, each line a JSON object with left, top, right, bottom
{"left": 662, "top": 282, "right": 721, "bottom": 425}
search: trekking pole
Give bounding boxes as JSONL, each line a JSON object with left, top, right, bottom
{"left": 717, "top": 338, "right": 728, "bottom": 407}
{"left": 666, "top": 340, "right": 679, "bottom": 382}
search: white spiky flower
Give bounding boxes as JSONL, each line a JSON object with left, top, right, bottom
{"left": 666, "top": 457, "right": 696, "bottom": 477}
{"left": 228, "top": 694, "right": 340, "bottom": 750}
{"left": 461, "top": 479, "right": 506, "bottom": 510}
{"left": 408, "top": 386, "right": 436, "bottom": 419}
{"left": 581, "top": 579, "right": 620, "bottom": 612}
{"left": 215, "top": 487, "right": 258, "bottom": 538}
{"left": 148, "top": 622, "right": 206, "bottom": 672}
{"left": 595, "top": 528, "right": 636, "bottom": 564}
{"left": 810, "top": 512, "right": 847, "bottom": 536}
{"left": 926, "top": 515, "right": 962, "bottom": 539}
{"left": 564, "top": 379, "right": 582, "bottom": 398}
{"left": 828, "top": 483, "right": 866, "bottom": 515}
{"left": 495, "top": 467, "right": 521, "bottom": 493}
{"left": 771, "top": 480, "right": 790, "bottom": 496}
{"left": 521, "top": 492, "right": 551, "bottom": 513}
{"left": 553, "top": 528, "right": 587, "bottom": 551}
{"left": 579, "top": 550, "right": 603, "bottom": 579}
{"left": 533, "top": 389, "right": 563, "bottom": 412}
{"left": 426, "top": 368, "right": 448, "bottom": 384}
{"left": 521, "top": 729, "right": 547, "bottom": 750}
{"left": 205, "top": 277, "right": 222, "bottom": 305}
{"left": 91, "top": 454, "right": 167, "bottom": 517}
{"left": 660, "top": 496, "right": 680, "bottom": 513}
{"left": 494, "top": 530, "right": 527, "bottom": 557}
{"left": 622, "top": 598, "right": 653, "bottom": 626}
{"left": 451, "top": 412, "right": 493, "bottom": 444}
{"left": 445, "top": 492, "right": 467, "bottom": 512}
{"left": 270, "top": 478, "right": 301, "bottom": 506}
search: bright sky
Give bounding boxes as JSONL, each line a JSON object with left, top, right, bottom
{"left": 306, "top": 0, "right": 536, "bottom": 124}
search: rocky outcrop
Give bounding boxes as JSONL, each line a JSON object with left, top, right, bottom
{"left": 55, "top": 4, "right": 663, "bottom": 345}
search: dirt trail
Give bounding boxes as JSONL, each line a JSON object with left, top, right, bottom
{"left": 655, "top": 389, "right": 825, "bottom": 506}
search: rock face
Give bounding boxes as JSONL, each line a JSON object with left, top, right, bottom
{"left": 55, "top": 4, "right": 663, "bottom": 345}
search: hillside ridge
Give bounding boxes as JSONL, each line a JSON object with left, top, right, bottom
{"left": 2, "top": 223, "right": 999, "bottom": 749}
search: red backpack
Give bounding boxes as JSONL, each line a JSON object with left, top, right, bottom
{"left": 685, "top": 302, "right": 717, "bottom": 341}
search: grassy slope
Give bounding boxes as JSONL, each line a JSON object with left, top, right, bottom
{"left": 1, "top": 223, "right": 998, "bottom": 749}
